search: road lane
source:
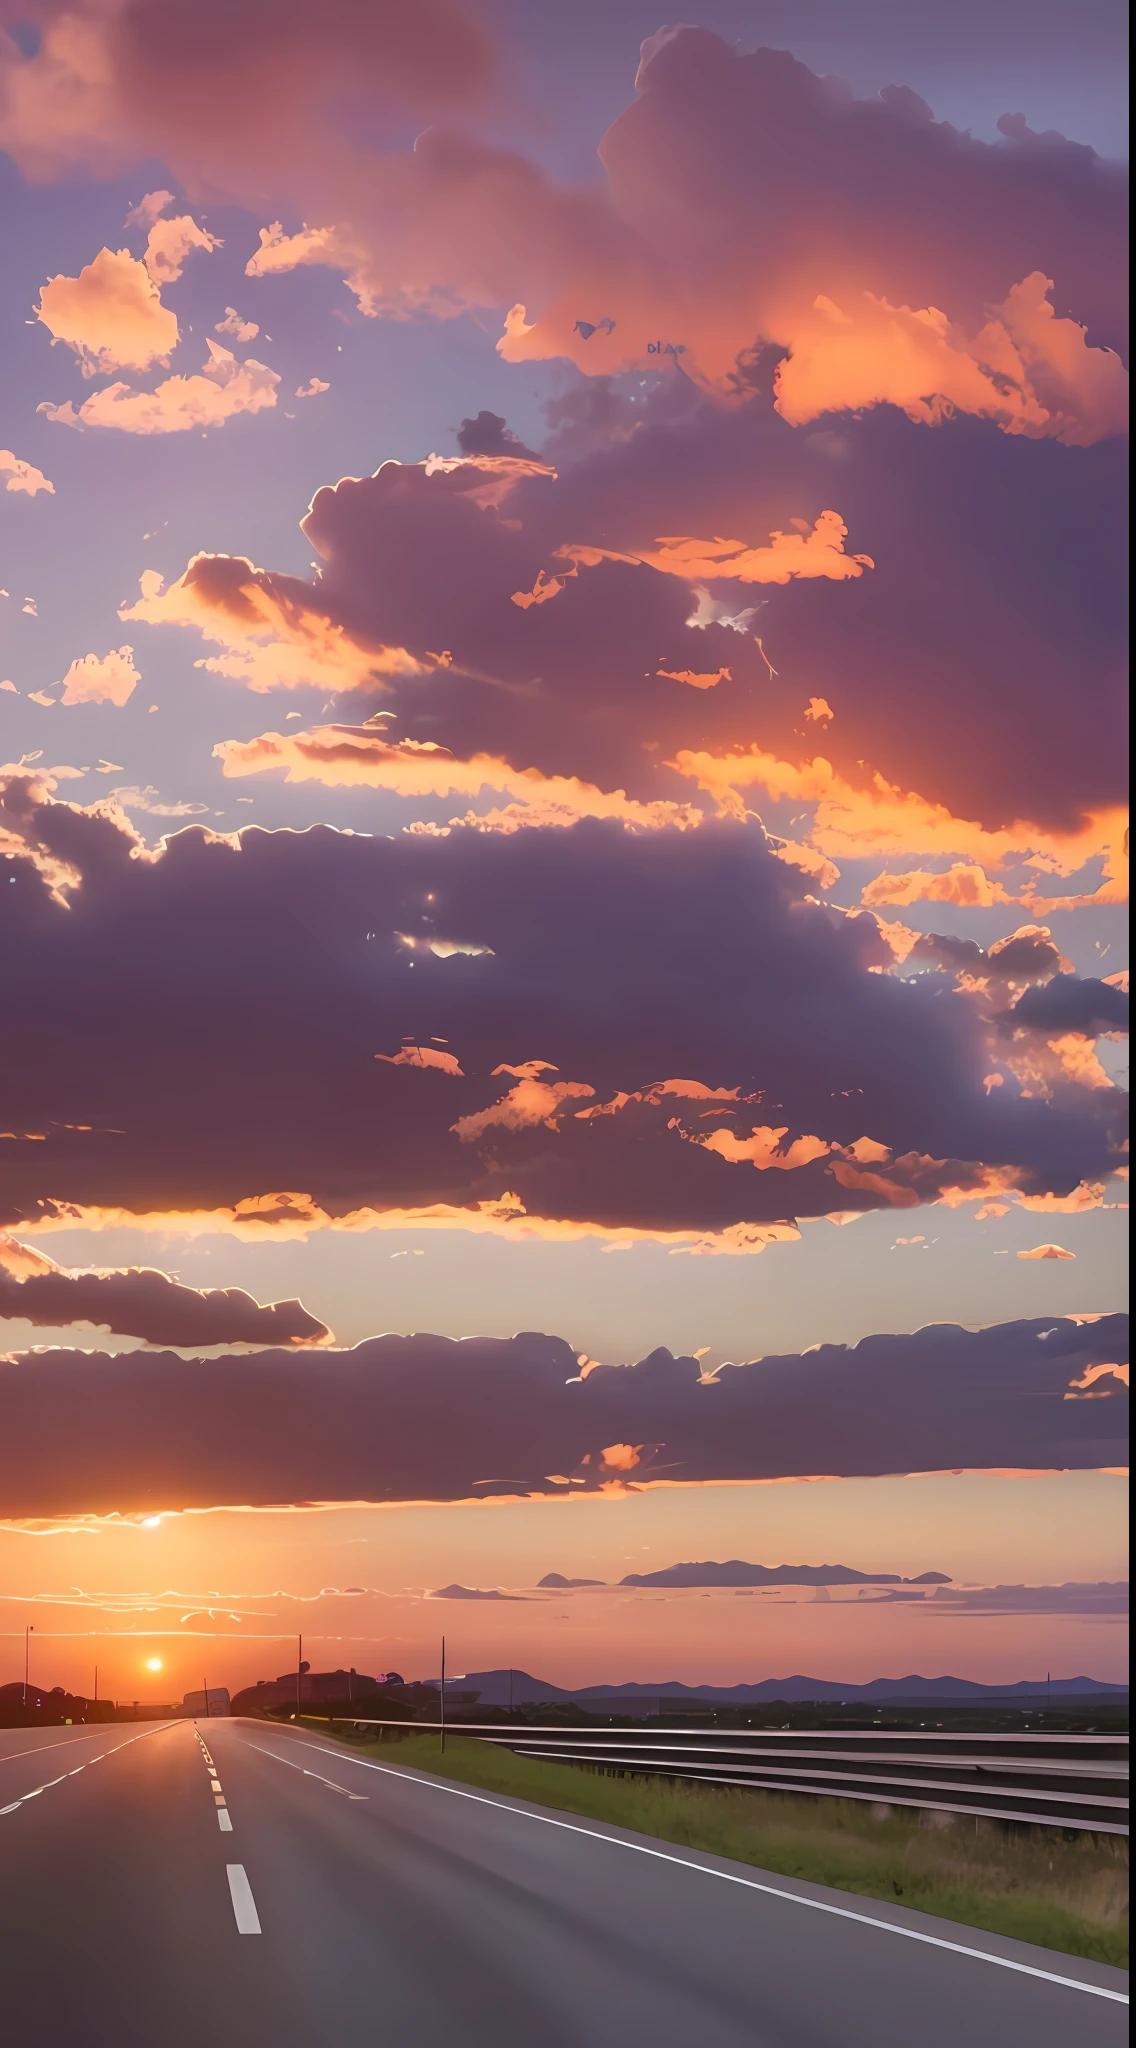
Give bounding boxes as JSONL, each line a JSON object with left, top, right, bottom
{"left": 0, "top": 1715, "right": 1127, "bottom": 2047}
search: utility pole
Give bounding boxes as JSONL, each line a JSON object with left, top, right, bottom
{"left": 203, "top": 1674, "right": 209, "bottom": 1721}
{"left": 23, "top": 1623, "right": 33, "bottom": 1708}
{"left": 509, "top": 1667, "right": 514, "bottom": 1716}
{"left": 440, "top": 1636, "right": 446, "bottom": 1756}
{"left": 296, "top": 1634, "right": 303, "bottom": 1718}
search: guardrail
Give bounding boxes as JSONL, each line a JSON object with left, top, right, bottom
{"left": 317, "top": 1718, "right": 1129, "bottom": 1834}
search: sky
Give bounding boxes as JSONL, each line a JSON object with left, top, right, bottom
{"left": 0, "top": 0, "right": 1128, "bottom": 1708}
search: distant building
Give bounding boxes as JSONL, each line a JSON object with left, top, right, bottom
{"left": 181, "top": 1686, "right": 231, "bottom": 1717}
{"left": 229, "top": 1666, "right": 411, "bottom": 1717}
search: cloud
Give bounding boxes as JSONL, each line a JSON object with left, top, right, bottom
{"left": 1, "top": 451, "right": 54, "bottom": 496}
{"left": 1018, "top": 1244, "right": 1076, "bottom": 1260}
{"left": 142, "top": 212, "right": 220, "bottom": 285}
{"left": 124, "top": 386, "right": 1126, "bottom": 881}
{"left": 863, "top": 864, "right": 1018, "bottom": 910}
{"left": 295, "top": 377, "right": 329, "bottom": 398}
{"left": 124, "top": 190, "right": 175, "bottom": 230}
{"left": 38, "top": 341, "right": 279, "bottom": 434}
{"left": 212, "top": 724, "right": 700, "bottom": 830}
{"left": 3, "top": 22, "right": 1124, "bottom": 442}
{"left": 774, "top": 272, "right": 1128, "bottom": 446}
{"left": 57, "top": 646, "right": 140, "bottom": 708}
{"left": 621, "top": 1561, "right": 951, "bottom": 1588}
{"left": 0, "top": 1234, "right": 329, "bottom": 1346}
{"left": 35, "top": 246, "right": 177, "bottom": 376}
{"left": 0, "top": 771, "right": 1125, "bottom": 1242}
{"left": 215, "top": 307, "right": 259, "bottom": 343}
{"left": 0, "top": 1313, "right": 1124, "bottom": 1515}
{"left": 427, "top": 1584, "right": 530, "bottom": 1601}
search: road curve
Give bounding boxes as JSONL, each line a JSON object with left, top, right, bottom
{"left": 0, "top": 1717, "right": 1127, "bottom": 2046}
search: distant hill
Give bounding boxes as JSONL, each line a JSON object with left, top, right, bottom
{"left": 445, "top": 1668, "right": 1128, "bottom": 1710}
{"left": 619, "top": 1561, "right": 952, "bottom": 1588}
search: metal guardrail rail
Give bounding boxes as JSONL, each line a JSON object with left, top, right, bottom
{"left": 323, "top": 1718, "right": 1129, "bottom": 1834}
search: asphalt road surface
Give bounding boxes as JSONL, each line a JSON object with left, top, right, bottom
{"left": 0, "top": 1717, "right": 1127, "bottom": 2045}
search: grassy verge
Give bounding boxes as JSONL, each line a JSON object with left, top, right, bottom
{"left": 313, "top": 1722, "right": 1128, "bottom": 1968}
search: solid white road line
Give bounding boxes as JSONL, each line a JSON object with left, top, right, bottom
{"left": 226, "top": 1864, "right": 261, "bottom": 1933}
{"left": 0, "top": 1730, "right": 107, "bottom": 1768}
{"left": 242, "top": 1741, "right": 366, "bottom": 1801}
{"left": 0, "top": 1723, "right": 172, "bottom": 1820}
{"left": 257, "top": 1733, "right": 1129, "bottom": 2009}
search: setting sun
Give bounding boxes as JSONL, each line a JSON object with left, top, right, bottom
{"left": 145, "top": 1657, "right": 163, "bottom": 1673}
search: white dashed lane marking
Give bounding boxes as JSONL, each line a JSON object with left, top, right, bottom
{"left": 226, "top": 1864, "right": 262, "bottom": 1934}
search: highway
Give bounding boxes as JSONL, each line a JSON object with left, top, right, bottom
{"left": 0, "top": 1717, "right": 1127, "bottom": 2045}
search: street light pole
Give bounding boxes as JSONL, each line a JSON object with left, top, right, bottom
{"left": 296, "top": 1634, "right": 303, "bottom": 1718}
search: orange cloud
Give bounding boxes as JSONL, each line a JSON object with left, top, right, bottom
{"left": 38, "top": 341, "right": 279, "bottom": 434}
{"left": 560, "top": 509, "right": 872, "bottom": 589}
{"left": 862, "top": 862, "right": 1016, "bottom": 909}
{"left": 774, "top": 275, "right": 1128, "bottom": 446}
{"left": 58, "top": 646, "right": 140, "bottom": 708}
{"left": 670, "top": 742, "right": 1128, "bottom": 899}
{"left": 35, "top": 246, "right": 177, "bottom": 376}
{"left": 655, "top": 667, "right": 732, "bottom": 690}
{"left": 1, "top": 450, "right": 54, "bottom": 496}
{"left": 1018, "top": 1243, "right": 1076, "bottom": 1260}
{"left": 213, "top": 724, "right": 702, "bottom": 830}
{"left": 451, "top": 1067, "right": 595, "bottom": 1141}
{"left": 20, "top": 1191, "right": 800, "bottom": 1258}
{"left": 376, "top": 1046, "right": 464, "bottom": 1076}
{"left": 804, "top": 697, "right": 834, "bottom": 724}
{"left": 698, "top": 1125, "right": 833, "bottom": 1171}
{"left": 122, "top": 566, "right": 419, "bottom": 694}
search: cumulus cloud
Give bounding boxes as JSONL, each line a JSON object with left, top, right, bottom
{"left": 126, "top": 395, "right": 1126, "bottom": 875}
{"left": 142, "top": 212, "right": 220, "bottom": 285}
{"left": 38, "top": 340, "right": 279, "bottom": 434}
{"left": 215, "top": 307, "right": 259, "bottom": 343}
{"left": 0, "top": 1314, "right": 1124, "bottom": 1516}
{"left": 1, "top": 451, "right": 54, "bottom": 496}
{"left": 57, "top": 646, "right": 140, "bottom": 708}
{"left": 35, "top": 246, "right": 177, "bottom": 376}
{"left": 2, "top": 22, "right": 1124, "bottom": 442}
{"left": 0, "top": 770, "right": 1124, "bottom": 1239}
{"left": 0, "top": 1234, "right": 329, "bottom": 1346}
{"left": 124, "top": 189, "right": 175, "bottom": 230}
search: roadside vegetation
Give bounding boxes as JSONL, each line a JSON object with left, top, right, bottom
{"left": 310, "top": 1720, "right": 1128, "bottom": 1967}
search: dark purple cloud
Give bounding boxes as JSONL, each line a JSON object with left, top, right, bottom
{"left": 0, "top": 1314, "right": 1125, "bottom": 1517}
{"left": 621, "top": 1562, "right": 952, "bottom": 1588}
{"left": 0, "top": 772, "right": 1124, "bottom": 1236}
{"left": 1001, "top": 975, "right": 1129, "bottom": 1037}
{"left": 0, "top": 1242, "right": 329, "bottom": 1347}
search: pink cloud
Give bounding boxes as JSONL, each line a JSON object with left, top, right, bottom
{"left": 0, "top": 451, "right": 54, "bottom": 496}
{"left": 37, "top": 340, "right": 279, "bottom": 434}
{"left": 295, "top": 377, "right": 330, "bottom": 398}
{"left": 1018, "top": 1243, "right": 1076, "bottom": 1260}
{"left": 35, "top": 245, "right": 177, "bottom": 376}
{"left": 57, "top": 646, "right": 140, "bottom": 708}
{"left": 142, "top": 212, "right": 220, "bottom": 285}
{"left": 215, "top": 307, "right": 259, "bottom": 343}
{"left": 124, "top": 189, "right": 175, "bottom": 229}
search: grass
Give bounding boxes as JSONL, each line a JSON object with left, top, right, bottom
{"left": 313, "top": 1721, "right": 1129, "bottom": 1969}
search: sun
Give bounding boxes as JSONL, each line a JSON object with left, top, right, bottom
{"left": 145, "top": 1656, "right": 163, "bottom": 1673}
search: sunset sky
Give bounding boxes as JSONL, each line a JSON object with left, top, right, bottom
{"left": 0, "top": 0, "right": 1127, "bottom": 1708}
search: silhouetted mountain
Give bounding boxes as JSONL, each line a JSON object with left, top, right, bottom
{"left": 446, "top": 1668, "right": 1128, "bottom": 1710}
{"left": 538, "top": 1573, "right": 606, "bottom": 1588}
